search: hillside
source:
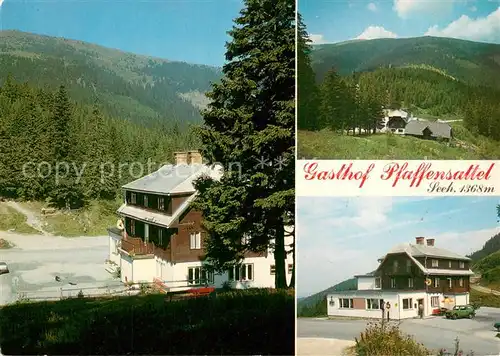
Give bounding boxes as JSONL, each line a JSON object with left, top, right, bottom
{"left": 311, "top": 36, "right": 500, "bottom": 89}
{"left": 0, "top": 30, "right": 222, "bottom": 127}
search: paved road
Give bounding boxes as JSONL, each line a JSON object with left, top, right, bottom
{"left": 0, "top": 232, "right": 122, "bottom": 305}
{"left": 298, "top": 309, "right": 500, "bottom": 355}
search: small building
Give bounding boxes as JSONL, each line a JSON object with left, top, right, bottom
{"left": 327, "top": 237, "right": 473, "bottom": 320}
{"left": 404, "top": 120, "right": 452, "bottom": 142}
{"left": 382, "top": 109, "right": 409, "bottom": 134}
{"left": 107, "top": 151, "right": 294, "bottom": 291}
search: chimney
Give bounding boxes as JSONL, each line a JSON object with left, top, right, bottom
{"left": 174, "top": 152, "right": 188, "bottom": 165}
{"left": 426, "top": 238, "right": 435, "bottom": 247}
{"left": 187, "top": 150, "right": 203, "bottom": 165}
{"left": 415, "top": 237, "right": 425, "bottom": 245}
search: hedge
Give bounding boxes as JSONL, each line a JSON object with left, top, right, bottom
{"left": 0, "top": 288, "right": 294, "bottom": 355}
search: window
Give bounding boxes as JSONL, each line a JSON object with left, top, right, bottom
{"left": 459, "top": 278, "right": 464, "bottom": 287}
{"left": 288, "top": 264, "right": 293, "bottom": 274}
{"left": 130, "top": 219, "right": 136, "bottom": 235}
{"left": 448, "top": 261, "right": 452, "bottom": 268}
{"left": 188, "top": 266, "right": 214, "bottom": 285}
{"left": 131, "top": 192, "right": 137, "bottom": 204}
{"left": 339, "top": 298, "right": 353, "bottom": 309}
{"left": 144, "top": 223, "right": 149, "bottom": 242}
{"left": 144, "top": 195, "right": 148, "bottom": 207}
{"left": 431, "top": 296, "right": 439, "bottom": 307}
{"left": 406, "top": 260, "right": 411, "bottom": 273}
{"left": 434, "top": 278, "right": 440, "bottom": 288}
{"left": 270, "top": 265, "right": 276, "bottom": 275}
{"left": 447, "top": 278, "right": 452, "bottom": 288}
{"left": 431, "top": 259, "right": 439, "bottom": 267}
{"left": 408, "top": 278, "right": 414, "bottom": 288}
{"left": 390, "top": 278, "right": 396, "bottom": 288}
{"left": 159, "top": 197, "right": 165, "bottom": 210}
{"left": 459, "top": 261, "right": 465, "bottom": 268}
{"left": 375, "top": 277, "right": 381, "bottom": 289}
{"left": 402, "top": 298, "right": 413, "bottom": 310}
{"left": 366, "top": 298, "right": 380, "bottom": 310}
{"left": 393, "top": 260, "right": 398, "bottom": 272}
{"left": 190, "top": 232, "right": 201, "bottom": 250}
{"left": 329, "top": 297, "right": 335, "bottom": 306}
{"left": 228, "top": 264, "right": 254, "bottom": 281}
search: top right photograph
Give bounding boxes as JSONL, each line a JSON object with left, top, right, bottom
{"left": 297, "top": 0, "right": 500, "bottom": 160}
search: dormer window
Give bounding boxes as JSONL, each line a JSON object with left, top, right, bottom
{"left": 159, "top": 197, "right": 165, "bottom": 210}
{"left": 459, "top": 261, "right": 465, "bottom": 269}
{"left": 131, "top": 192, "right": 137, "bottom": 204}
{"left": 431, "top": 259, "right": 438, "bottom": 267}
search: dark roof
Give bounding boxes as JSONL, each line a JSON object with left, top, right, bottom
{"left": 405, "top": 120, "right": 452, "bottom": 139}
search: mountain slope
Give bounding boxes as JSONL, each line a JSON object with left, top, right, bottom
{"left": 0, "top": 30, "right": 222, "bottom": 126}
{"left": 311, "top": 36, "right": 500, "bottom": 89}
{"left": 297, "top": 278, "right": 357, "bottom": 311}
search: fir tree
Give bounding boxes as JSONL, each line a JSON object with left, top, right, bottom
{"left": 193, "top": 0, "right": 295, "bottom": 289}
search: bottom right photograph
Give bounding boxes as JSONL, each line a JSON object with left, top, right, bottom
{"left": 297, "top": 196, "right": 500, "bottom": 356}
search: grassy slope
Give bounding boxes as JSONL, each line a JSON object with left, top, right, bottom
{"left": 0, "top": 203, "right": 41, "bottom": 234}
{"left": 298, "top": 123, "right": 500, "bottom": 159}
{"left": 21, "top": 200, "right": 119, "bottom": 237}
{"left": 0, "top": 289, "right": 294, "bottom": 355}
{"left": 297, "top": 278, "right": 357, "bottom": 311}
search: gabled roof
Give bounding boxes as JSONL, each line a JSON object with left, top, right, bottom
{"left": 387, "top": 109, "right": 408, "bottom": 118}
{"left": 122, "top": 163, "right": 222, "bottom": 195}
{"left": 405, "top": 120, "right": 452, "bottom": 139}
{"left": 376, "top": 243, "right": 473, "bottom": 276}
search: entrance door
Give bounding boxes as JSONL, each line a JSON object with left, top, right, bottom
{"left": 417, "top": 298, "right": 424, "bottom": 317}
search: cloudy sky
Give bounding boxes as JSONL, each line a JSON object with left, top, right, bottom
{"left": 301, "top": 0, "right": 500, "bottom": 44}
{"left": 297, "top": 196, "right": 500, "bottom": 297}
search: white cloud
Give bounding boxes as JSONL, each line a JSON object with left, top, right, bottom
{"left": 367, "top": 2, "right": 378, "bottom": 11}
{"left": 356, "top": 26, "right": 398, "bottom": 40}
{"left": 425, "top": 7, "right": 500, "bottom": 43}
{"left": 393, "top": 0, "right": 455, "bottom": 19}
{"left": 470, "top": 6, "right": 477, "bottom": 12}
{"left": 308, "top": 33, "right": 327, "bottom": 44}
{"left": 0, "top": 0, "right": 4, "bottom": 8}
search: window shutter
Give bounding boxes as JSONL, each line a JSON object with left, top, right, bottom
{"left": 247, "top": 264, "right": 253, "bottom": 280}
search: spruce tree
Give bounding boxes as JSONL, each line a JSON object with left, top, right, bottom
{"left": 193, "top": 0, "right": 295, "bottom": 289}
{"left": 297, "top": 13, "right": 320, "bottom": 131}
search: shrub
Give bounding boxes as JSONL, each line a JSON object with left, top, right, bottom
{"left": 348, "top": 320, "right": 430, "bottom": 356}
{"left": 0, "top": 288, "right": 293, "bottom": 355}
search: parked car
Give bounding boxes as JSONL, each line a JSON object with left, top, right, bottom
{"left": 494, "top": 322, "right": 500, "bottom": 331}
{"left": 445, "top": 305, "right": 475, "bottom": 319}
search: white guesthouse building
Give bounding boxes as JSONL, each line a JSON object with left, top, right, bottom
{"left": 107, "top": 151, "right": 293, "bottom": 291}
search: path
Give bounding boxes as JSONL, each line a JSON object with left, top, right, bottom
{"left": 4, "top": 201, "right": 49, "bottom": 235}
{"left": 472, "top": 284, "right": 500, "bottom": 296}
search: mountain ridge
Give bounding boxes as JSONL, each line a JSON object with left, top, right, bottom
{"left": 0, "top": 30, "right": 222, "bottom": 127}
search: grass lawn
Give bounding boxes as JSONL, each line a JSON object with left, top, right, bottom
{"left": 20, "top": 199, "right": 119, "bottom": 237}
{"left": 0, "top": 203, "right": 41, "bottom": 234}
{"left": 0, "top": 288, "right": 294, "bottom": 355}
{"left": 298, "top": 124, "right": 500, "bottom": 159}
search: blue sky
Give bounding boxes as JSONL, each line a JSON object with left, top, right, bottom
{"left": 0, "top": 0, "right": 244, "bottom": 66}
{"left": 300, "top": 0, "right": 500, "bottom": 45}
{"left": 297, "top": 196, "right": 500, "bottom": 297}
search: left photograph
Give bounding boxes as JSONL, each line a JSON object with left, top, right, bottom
{"left": 0, "top": 0, "right": 295, "bottom": 355}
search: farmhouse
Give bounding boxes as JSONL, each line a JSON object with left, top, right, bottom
{"left": 107, "top": 151, "right": 293, "bottom": 291}
{"left": 381, "top": 109, "right": 452, "bottom": 141}
{"left": 327, "top": 237, "right": 473, "bottom": 320}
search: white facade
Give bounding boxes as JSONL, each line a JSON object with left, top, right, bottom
{"left": 112, "top": 233, "right": 294, "bottom": 291}
{"left": 108, "top": 229, "right": 122, "bottom": 266}
{"left": 357, "top": 276, "right": 381, "bottom": 290}
{"left": 327, "top": 289, "right": 470, "bottom": 320}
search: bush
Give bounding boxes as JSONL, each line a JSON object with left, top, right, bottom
{"left": 349, "top": 321, "right": 430, "bottom": 356}
{"left": 0, "top": 288, "right": 294, "bottom": 355}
